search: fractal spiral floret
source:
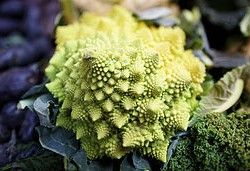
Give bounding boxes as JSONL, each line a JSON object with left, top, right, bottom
{"left": 45, "top": 6, "right": 205, "bottom": 162}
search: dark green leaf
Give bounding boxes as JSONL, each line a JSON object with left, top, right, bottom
{"left": 72, "top": 150, "right": 88, "bottom": 171}
{"left": 21, "top": 83, "right": 48, "bottom": 99}
{"left": 64, "top": 157, "right": 78, "bottom": 171}
{"left": 120, "top": 156, "right": 139, "bottom": 171}
{"left": 1, "top": 150, "right": 63, "bottom": 171}
{"left": 88, "top": 160, "right": 113, "bottom": 171}
{"left": 36, "top": 126, "right": 88, "bottom": 170}
{"left": 36, "top": 126, "right": 79, "bottom": 157}
{"left": 33, "top": 94, "right": 58, "bottom": 127}
{"left": 132, "top": 152, "right": 151, "bottom": 171}
{"left": 167, "top": 132, "right": 188, "bottom": 161}
{"left": 166, "top": 139, "right": 178, "bottom": 163}
{"left": 187, "top": 36, "right": 204, "bottom": 50}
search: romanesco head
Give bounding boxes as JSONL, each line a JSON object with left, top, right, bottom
{"left": 45, "top": 6, "right": 205, "bottom": 162}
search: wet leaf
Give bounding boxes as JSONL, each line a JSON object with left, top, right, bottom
{"left": 120, "top": 156, "right": 138, "bottom": 171}
{"left": 21, "top": 82, "right": 48, "bottom": 99}
{"left": 17, "top": 97, "right": 37, "bottom": 111}
{"left": 33, "top": 94, "right": 58, "bottom": 127}
{"left": 132, "top": 152, "right": 151, "bottom": 171}
{"left": 36, "top": 126, "right": 88, "bottom": 170}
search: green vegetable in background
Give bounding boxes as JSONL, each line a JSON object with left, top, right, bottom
{"left": 167, "top": 111, "right": 250, "bottom": 171}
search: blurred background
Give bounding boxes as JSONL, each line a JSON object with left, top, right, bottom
{"left": 0, "top": 0, "right": 249, "bottom": 170}
{"left": 0, "top": 0, "right": 60, "bottom": 168}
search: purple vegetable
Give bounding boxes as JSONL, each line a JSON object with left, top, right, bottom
{"left": 0, "top": 37, "right": 52, "bottom": 70}
{"left": 0, "top": 142, "right": 11, "bottom": 166}
{"left": 24, "top": 4, "right": 43, "bottom": 38}
{"left": 0, "top": 102, "right": 26, "bottom": 128}
{"left": 18, "top": 111, "right": 39, "bottom": 142}
{"left": 0, "top": 0, "right": 24, "bottom": 17}
{"left": 0, "top": 123, "right": 10, "bottom": 143}
{"left": 39, "top": 0, "right": 60, "bottom": 36}
{"left": 0, "top": 18, "right": 21, "bottom": 35}
{"left": 0, "top": 65, "right": 42, "bottom": 102}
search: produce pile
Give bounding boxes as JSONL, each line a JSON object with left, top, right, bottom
{"left": 1, "top": 0, "right": 250, "bottom": 171}
{"left": 0, "top": 0, "right": 62, "bottom": 168}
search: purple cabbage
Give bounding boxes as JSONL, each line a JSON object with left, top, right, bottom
{"left": 0, "top": 65, "right": 42, "bottom": 102}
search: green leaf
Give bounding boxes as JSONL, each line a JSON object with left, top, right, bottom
{"left": 120, "top": 156, "right": 139, "bottom": 171}
{"left": 200, "top": 66, "right": 245, "bottom": 113}
{"left": 36, "top": 126, "right": 79, "bottom": 157}
{"left": 21, "top": 83, "right": 48, "bottom": 99}
{"left": 33, "top": 94, "right": 58, "bottom": 127}
{"left": 88, "top": 160, "right": 113, "bottom": 171}
{"left": 18, "top": 83, "right": 49, "bottom": 112}
{"left": 240, "top": 7, "right": 250, "bottom": 37}
{"left": 61, "top": 0, "right": 78, "bottom": 24}
{"left": 17, "top": 97, "right": 37, "bottom": 111}
{"left": 200, "top": 75, "right": 214, "bottom": 96}
{"left": 190, "top": 64, "right": 250, "bottom": 126}
{"left": 64, "top": 157, "right": 78, "bottom": 171}
{"left": 179, "top": 8, "right": 200, "bottom": 34}
{"left": 132, "top": 152, "right": 151, "bottom": 171}
{"left": 1, "top": 150, "right": 63, "bottom": 171}
{"left": 72, "top": 151, "right": 88, "bottom": 171}
{"left": 36, "top": 126, "right": 88, "bottom": 170}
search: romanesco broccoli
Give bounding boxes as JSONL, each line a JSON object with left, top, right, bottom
{"left": 45, "top": 6, "right": 205, "bottom": 162}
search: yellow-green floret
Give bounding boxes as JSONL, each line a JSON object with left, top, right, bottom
{"left": 45, "top": 6, "right": 205, "bottom": 162}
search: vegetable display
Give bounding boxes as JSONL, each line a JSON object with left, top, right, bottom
{"left": 45, "top": 6, "right": 205, "bottom": 162}
{"left": 1, "top": 0, "right": 249, "bottom": 170}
